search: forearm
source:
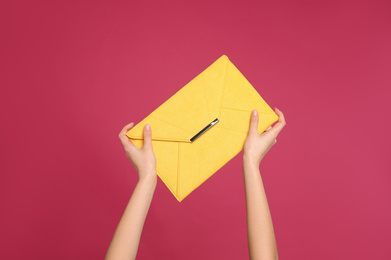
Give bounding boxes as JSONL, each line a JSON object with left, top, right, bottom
{"left": 243, "top": 159, "right": 278, "bottom": 260}
{"left": 105, "top": 175, "right": 157, "bottom": 260}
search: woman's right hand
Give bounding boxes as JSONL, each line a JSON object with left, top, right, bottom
{"left": 118, "top": 122, "right": 157, "bottom": 183}
{"left": 243, "top": 108, "right": 286, "bottom": 167}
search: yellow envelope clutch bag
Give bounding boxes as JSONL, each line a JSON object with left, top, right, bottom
{"left": 126, "top": 55, "right": 278, "bottom": 202}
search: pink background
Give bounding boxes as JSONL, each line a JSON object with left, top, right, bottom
{"left": 1, "top": 0, "right": 390, "bottom": 259}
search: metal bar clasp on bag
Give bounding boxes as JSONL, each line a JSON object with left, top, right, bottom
{"left": 190, "top": 118, "right": 219, "bottom": 142}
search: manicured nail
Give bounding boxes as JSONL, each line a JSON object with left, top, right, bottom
{"left": 146, "top": 124, "right": 150, "bottom": 130}
{"left": 253, "top": 109, "right": 258, "bottom": 116}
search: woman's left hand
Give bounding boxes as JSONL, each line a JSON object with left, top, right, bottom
{"left": 118, "top": 122, "right": 157, "bottom": 183}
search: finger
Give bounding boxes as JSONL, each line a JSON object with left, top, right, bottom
{"left": 265, "top": 126, "right": 272, "bottom": 132}
{"left": 118, "top": 122, "right": 137, "bottom": 148}
{"left": 269, "top": 108, "right": 286, "bottom": 136}
{"left": 142, "top": 123, "right": 153, "bottom": 150}
{"left": 249, "top": 109, "right": 259, "bottom": 135}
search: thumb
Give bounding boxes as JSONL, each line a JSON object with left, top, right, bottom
{"left": 142, "top": 123, "right": 153, "bottom": 150}
{"left": 249, "top": 109, "right": 259, "bottom": 135}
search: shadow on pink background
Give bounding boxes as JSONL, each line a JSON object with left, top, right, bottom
{"left": 1, "top": 0, "right": 390, "bottom": 259}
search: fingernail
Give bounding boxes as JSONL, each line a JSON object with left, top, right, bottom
{"left": 145, "top": 124, "right": 150, "bottom": 130}
{"left": 253, "top": 109, "right": 258, "bottom": 116}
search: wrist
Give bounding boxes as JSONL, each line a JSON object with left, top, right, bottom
{"left": 138, "top": 173, "right": 157, "bottom": 188}
{"left": 243, "top": 155, "right": 261, "bottom": 168}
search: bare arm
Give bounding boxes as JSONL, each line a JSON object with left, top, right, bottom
{"left": 243, "top": 160, "right": 278, "bottom": 260}
{"left": 243, "top": 108, "right": 286, "bottom": 260}
{"left": 106, "top": 122, "right": 157, "bottom": 260}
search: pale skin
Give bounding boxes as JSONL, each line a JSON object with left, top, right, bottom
{"left": 106, "top": 108, "right": 286, "bottom": 260}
